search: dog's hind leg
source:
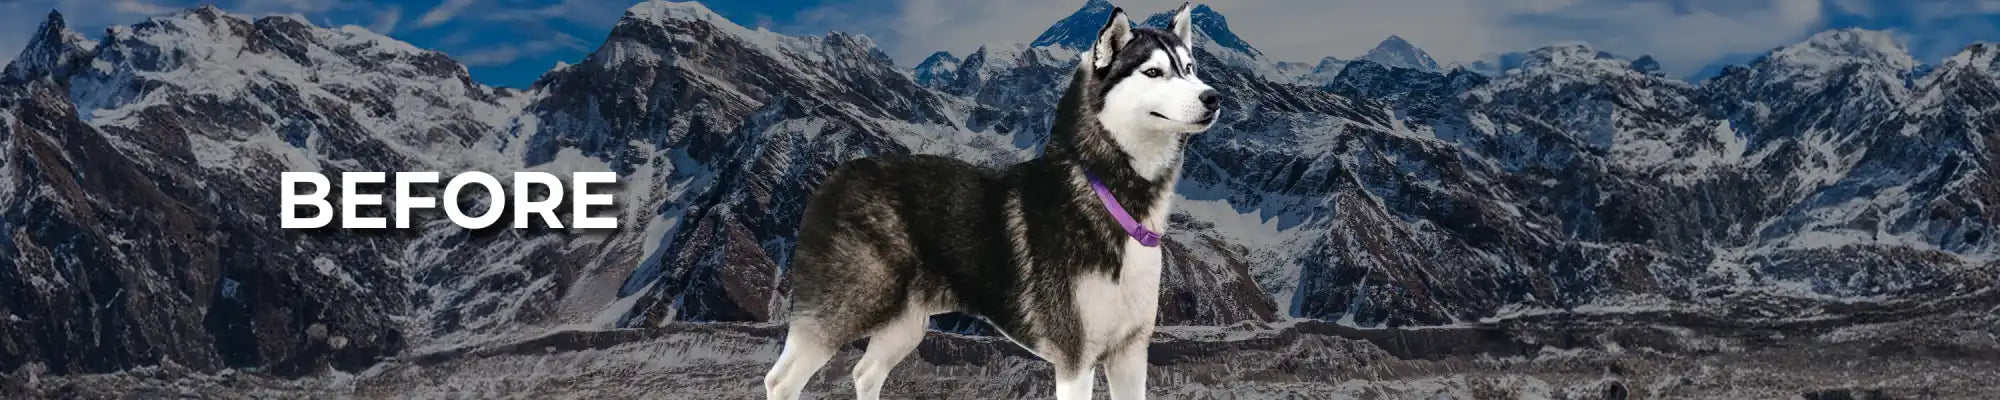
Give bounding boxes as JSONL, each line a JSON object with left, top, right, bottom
{"left": 850, "top": 308, "right": 927, "bottom": 399}
{"left": 765, "top": 321, "right": 838, "bottom": 400}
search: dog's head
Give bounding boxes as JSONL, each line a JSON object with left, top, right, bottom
{"left": 1084, "top": 3, "right": 1220, "bottom": 136}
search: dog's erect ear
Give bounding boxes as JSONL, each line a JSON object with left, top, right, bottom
{"left": 1168, "top": 2, "right": 1193, "bottom": 41}
{"left": 1092, "top": 8, "right": 1132, "bottom": 69}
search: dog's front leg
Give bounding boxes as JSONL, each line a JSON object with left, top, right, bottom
{"left": 1052, "top": 364, "right": 1097, "bottom": 400}
{"left": 1103, "top": 339, "right": 1149, "bottom": 400}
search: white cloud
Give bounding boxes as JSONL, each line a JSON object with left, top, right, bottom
{"left": 111, "top": 0, "right": 175, "bottom": 15}
{"left": 785, "top": 0, "right": 1998, "bottom": 77}
{"left": 369, "top": 5, "right": 402, "bottom": 34}
{"left": 486, "top": 0, "right": 636, "bottom": 27}
{"left": 417, "top": 0, "right": 477, "bottom": 28}
{"left": 1845, "top": 0, "right": 2000, "bottom": 22}
{"left": 453, "top": 46, "right": 521, "bottom": 66}
{"left": 448, "top": 31, "right": 587, "bottom": 66}
{"left": 234, "top": 0, "right": 342, "bottom": 15}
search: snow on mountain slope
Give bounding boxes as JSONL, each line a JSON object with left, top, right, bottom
{"left": 913, "top": 51, "right": 959, "bottom": 88}
{"left": 1409, "top": 29, "right": 1993, "bottom": 305}
{"left": 1295, "top": 25, "right": 2000, "bottom": 324}
{"left": 1300, "top": 56, "right": 1352, "bottom": 86}
{"left": 1685, "top": 30, "right": 1996, "bottom": 297}
{"left": 0, "top": 6, "right": 513, "bottom": 376}
{"left": 1139, "top": 4, "right": 1271, "bottom": 75}
{"left": 70, "top": 7, "right": 522, "bottom": 175}
{"left": 1270, "top": 35, "right": 1445, "bottom": 86}
{"left": 1030, "top": 0, "right": 1119, "bottom": 51}
{"left": 527, "top": 1, "right": 1049, "bottom": 329}
{"left": 1473, "top": 43, "right": 1732, "bottom": 182}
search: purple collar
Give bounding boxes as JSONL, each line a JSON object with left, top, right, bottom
{"left": 1084, "top": 169, "right": 1162, "bottom": 247}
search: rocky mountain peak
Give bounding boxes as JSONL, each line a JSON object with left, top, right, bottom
{"left": 1766, "top": 28, "right": 1918, "bottom": 74}
{"left": 1939, "top": 42, "right": 1998, "bottom": 76}
{"left": 1281, "top": 55, "right": 1352, "bottom": 86}
{"left": 1029, "top": 2, "right": 1271, "bottom": 74}
{"left": 1140, "top": 4, "right": 1261, "bottom": 58}
{"left": 623, "top": 0, "right": 731, "bottom": 26}
{"left": 1030, "top": 0, "right": 1118, "bottom": 50}
{"left": 64, "top": 3, "right": 506, "bottom": 158}
{"left": 952, "top": 42, "right": 1073, "bottom": 86}
{"left": 914, "top": 51, "right": 961, "bottom": 88}
{"left": 1315, "top": 56, "right": 1347, "bottom": 72}
{"left": 1910, "top": 42, "right": 2000, "bottom": 95}
{"left": 1507, "top": 42, "right": 1651, "bottom": 79}
{"left": 94, "top": 8, "right": 456, "bottom": 81}
{"left": 609, "top": 0, "right": 803, "bottom": 51}
{"left": 598, "top": 0, "right": 874, "bottom": 83}
{"left": 31, "top": 9, "right": 72, "bottom": 39}
{"left": 1631, "top": 55, "right": 1661, "bottom": 74}
{"left": 1361, "top": 35, "right": 1439, "bottom": 72}
{"left": 1711, "top": 28, "right": 1919, "bottom": 104}
{"left": 2, "top": 10, "right": 95, "bottom": 82}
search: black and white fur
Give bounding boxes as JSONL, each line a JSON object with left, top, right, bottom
{"left": 765, "top": 4, "right": 1218, "bottom": 399}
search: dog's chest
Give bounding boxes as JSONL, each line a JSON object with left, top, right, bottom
{"left": 1070, "top": 198, "right": 1170, "bottom": 353}
{"left": 1071, "top": 240, "right": 1162, "bottom": 351}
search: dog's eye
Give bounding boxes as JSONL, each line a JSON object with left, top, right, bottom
{"left": 1143, "top": 68, "right": 1163, "bottom": 78}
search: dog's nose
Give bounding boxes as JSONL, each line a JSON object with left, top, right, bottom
{"left": 1199, "top": 90, "right": 1221, "bottom": 111}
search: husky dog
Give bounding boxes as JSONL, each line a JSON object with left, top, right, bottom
{"left": 764, "top": 3, "right": 1218, "bottom": 399}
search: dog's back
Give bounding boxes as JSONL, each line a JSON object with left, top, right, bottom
{"left": 767, "top": 154, "right": 1020, "bottom": 398}
{"left": 787, "top": 154, "right": 1012, "bottom": 334}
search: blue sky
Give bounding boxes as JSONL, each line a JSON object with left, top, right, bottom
{"left": 2, "top": 0, "right": 1997, "bottom": 88}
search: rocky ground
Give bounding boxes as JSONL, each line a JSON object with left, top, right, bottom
{"left": 11, "top": 292, "right": 1995, "bottom": 399}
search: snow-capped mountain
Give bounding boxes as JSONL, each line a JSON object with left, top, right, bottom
{"left": 1028, "top": 0, "right": 1118, "bottom": 50}
{"left": 1301, "top": 56, "right": 1352, "bottom": 85}
{"left": 2, "top": 11, "right": 93, "bottom": 82}
{"left": 0, "top": 4, "right": 532, "bottom": 377}
{"left": 1140, "top": 4, "right": 1264, "bottom": 64}
{"left": 3, "top": 0, "right": 1996, "bottom": 394}
{"left": 1273, "top": 36, "right": 1441, "bottom": 86}
{"left": 912, "top": 51, "right": 959, "bottom": 88}
{"left": 1359, "top": 35, "right": 1440, "bottom": 72}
